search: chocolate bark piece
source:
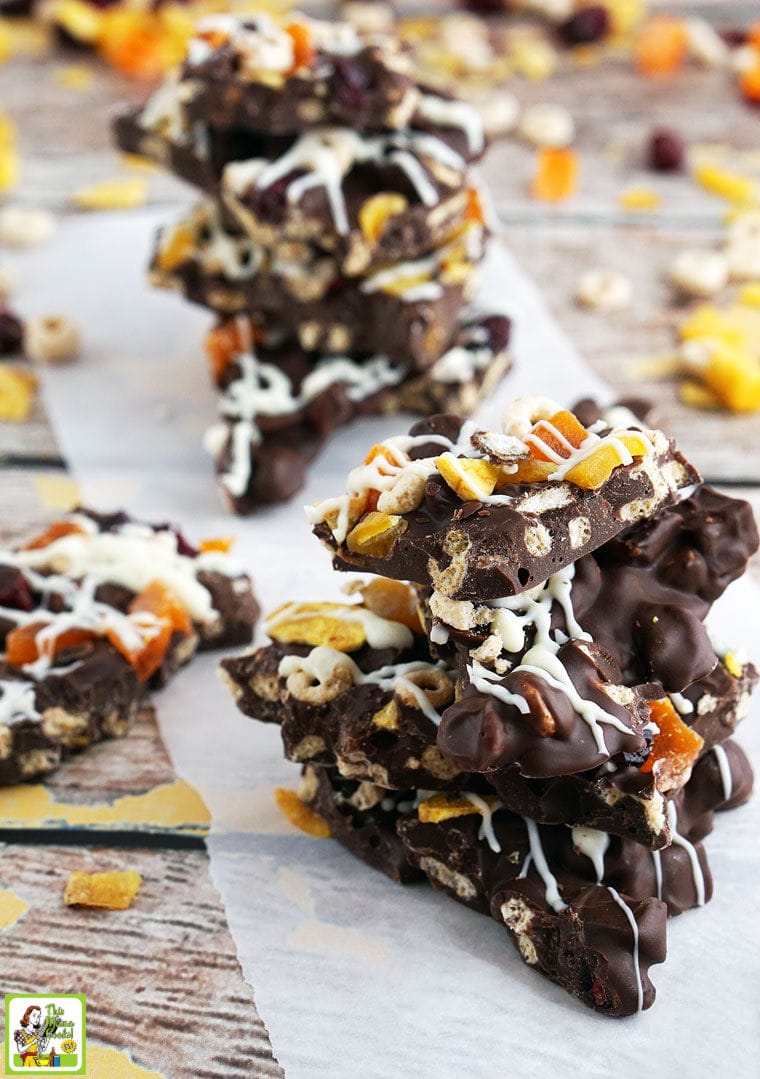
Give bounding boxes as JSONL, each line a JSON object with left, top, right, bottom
{"left": 310, "top": 411, "right": 701, "bottom": 601}
{"left": 299, "top": 763, "right": 423, "bottom": 884}
{"left": 150, "top": 212, "right": 485, "bottom": 368}
{"left": 220, "top": 591, "right": 468, "bottom": 790}
{"left": 0, "top": 644, "right": 142, "bottom": 785}
{"left": 180, "top": 16, "right": 420, "bottom": 136}
{"left": 117, "top": 97, "right": 485, "bottom": 275}
{"left": 204, "top": 315, "right": 511, "bottom": 512}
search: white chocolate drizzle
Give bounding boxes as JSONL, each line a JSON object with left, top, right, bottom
{"left": 711, "top": 744, "right": 733, "bottom": 802}
{"left": 650, "top": 849, "right": 663, "bottom": 901}
{"left": 518, "top": 817, "right": 567, "bottom": 912}
{"left": 0, "top": 680, "right": 40, "bottom": 727}
{"left": 666, "top": 801, "right": 706, "bottom": 906}
{"left": 571, "top": 825, "right": 610, "bottom": 883}
{"left": 417, "top": 94, "right": 485, "bottom": 154}
{"left": 607, "top": 886, "right": 644, "bottom": 1014}
{"left": 524, "top": 420, "right": 653, "bottom": 482}
{"left": 462, "top": 791, "right": 503, "bottom": 853}
{"left": 669, "top": 691, "right": 694, "bottom": 716}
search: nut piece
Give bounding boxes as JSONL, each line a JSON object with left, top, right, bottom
{"left": 24, "top": 314, "right": 80, "bottom": 364}
{"left": 575, "top": 270, "right": 633, "bottom": 311}
{"left": 64, "top": 869, "right": 142, "bottom": 910}
{"left": 517, "top": 103, "right": 575, "bottom": 148}
{"left": 668, "top": 249, "right": 729, "bottom": 298}
{"left": 0, "top": 205, "right": 55, "bottom": 248}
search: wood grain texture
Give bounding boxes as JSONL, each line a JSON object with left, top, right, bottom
{"left": 0, "top": 843, "right": 283, "bottom": 1078}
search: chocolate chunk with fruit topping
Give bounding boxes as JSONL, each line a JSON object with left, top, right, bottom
{"left": 178, "top": 15, "right": 420, "bottom": 136}
{"left": 310, "top": 401, "right": 700, "bottom": 601}
{"left": 299, "top": 763, "right": 423, "bottom": 884}
{"left": 150, "top": 209, "right": 485, "bottom": 369}
{"left": 118, "top": 98, "right": 486, "bottom": 275}
{"left": 203, "top": 314, "right": 511, "bottom": 512}
{"left": 0, "top": 511, "right": 258, "bottom": 784}
{"left": 220, "top": 583, "right": 469, "bottom": 790}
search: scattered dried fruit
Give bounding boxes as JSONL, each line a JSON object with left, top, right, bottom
{"left": 418, "top": 794, "right": 481, "bottom": 824}
{"left": 359, "top": 192, "right": 409, "bottom": 244}
{"left": 532, "top": 147, "right": 579, "bottom": 201}
{"left": 267, "top": 600, "right": 367, "bottom": 652}
{"left": 72, "top": 177, "right": 149, "bottom": 210}
{"left": 275, "top": 787, "right": 330, "bottom": 837}
{"left": 0, "top": 365, "right": 36, "bottom": 422}
{"left": 346, "top": 511, "right": 408, "bottom": 557}
{"left": 647, "top": 128, "right": 685, "bottom": 172}
{"left": 436, "top": 453, "right": 502, "bottom": 500}
{"left": 693, "top": 162, "right": 756, "bottom": 204}
{"left": 634, "top": 16, "right": 688, "bottom": 77}
{"left": 351, "top": 578, "right": 423, "bottom": 634}
{"left": 24, "top": 314, "right": 80, "bottom": 364}
{"left": 64, "top": 869, "right": 142, "bottom": 909}
{"left": 618, "top": 186, "right": 662, "bottom": 211}
{"left": 640, "top": 698, "right": 703, "bottom": 791}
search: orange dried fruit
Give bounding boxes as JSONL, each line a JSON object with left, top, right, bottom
{"left": 99, "top": 13, "right": 175, "bottom": 81}
{"left": 436, "top": 454, "right": 502, "bottom": 501}
{"left": 465, "top": 188, "right": 485, "bottom": 224}
{"left": 275, "top": 787, "right": 330, "bottom": 837}
{"left": 564, "top": 431, "right": 650, "bottom": 489}
{"left": 526, "top": 410, "right": 588, "bottom": 462}
{"left": 199, "top": 536, "right": 235, "bottom": 553}
{"left": 6, "top": 622, "right": 94, "bottom": 667}
{"left": 634, "top": 16, "right": 688, "bottom": 77}
{"left": 640, "top": 697, "right": 704, "bottom": 791}
{"left": 23, "top": 519, "right": 85, "bottom": 550}
{"left": 266, "top": 601, "right": 366, "bottom": 652}
{"left": 129, "top": 580, "right": 193, "bottom": 637}
{"left": 346, "top": 511, "right": 408, "bottom": 557}
{"left": 358, "top": 193, "right": 409, "bottom": 244}
{"left": 356, "top": 578, "right": 424, "bottom": 634}
{"left": 156, "top": 222, "right": 195, "bottom": 272}
{"left": 531, "top": 147, "right": 579, "bottom": 202}
{"left": 739, "top": 65, "right": 760, "bottom": 105}
{"left": 506, "top": 458, "right": 557, "bottom": 484}
{"left": 285, "top": 22, "right": 315, "bottom": 73}
{"left": 64, "top": 869, "right": 142, "bottom": 909}
{"left": 418, "top": 793, "right": 482, "bottom": 824}
{"left": 205, "top": 321, "right": 245, "bottom": 382}
{"left": 108, "top": 618, "right": 172, "bottom": 683}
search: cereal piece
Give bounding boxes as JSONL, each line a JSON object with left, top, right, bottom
{"left": 575, "top": 269, "right": 632, "bottom": 310}
{"left": 358, "top": 192, "right": 409, "bottom": 244}
{"left": 618, "top": 186, "right": 661, "bottom": 211}
{"left": 531, "top": 147, "right": 579, "bottom": 201}
{"left": 341, "top": 2, "right": 395, "bottom": 35}
{"left": 511, "top": 36, "right": 559, "bottom": 81}
{"left": 418, "top": 793, "right": 481, "bottom": 824}
{"left": 72, "top": 177, "right": 149, "bottom": 210}
{"left": 668, "top": 250, "right": 729, "bottom": 298}
{"left": 275, "top": 787, "right": 331, "bottom": 837}
{"left": 24, "top": 314, "right": 80, "bottom": 364}
{"left": 472, "top": 91, "right": 520, "bottom": 138}
{"left": 0, "top": 366, "right": 36, "bottom": 422}
{"left": 0, "top": 205, "right": 55, "bottom": 248}
{"left": 518, "top": 103, "right": 575, "bottom": 148}
{"left": 63, "top": 869, "right": 142, "bottom": 909}
{"left": 693, "top": 163, "right": 756, "bottom": 203}
{"left": 685, "top": 18, "right": 729, "bottom": 68}
{"left": 726, "top": 241, "right": 760, "bottom": 283}
{"left": 0, "top": 265, "right": 16, "bottom": 299}
{"left": 640, "top": 698, "right": 703, "bottom": 791}
{"left": 436, "top": 453, "right": 502, "bottom": 500}
{"left": 634, "top": 16, "right": 688, "bottom": 77}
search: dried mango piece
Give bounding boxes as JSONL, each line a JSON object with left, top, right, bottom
{"left": 418, "top": 794, "right": 481, "bottom": 824}
{"left": 724, "top": 652, "right": 744, "bottom": 678}
{"left": 199, "top": 536, "right": 235, "bottom": 553}
{"left": 6, "top": 622, "right": 94, "bottom": 667}
{"left": 564, "top": 432, "right": 650, "bottom": 489}
{"left": 72, "top": 177, "right": 148, "bottom": 211}
{"left": 702, "top": 345, "right": 760, "bottom": 412}
{"left": 359, "top": 192, "right": 408, "bottom": 244}
{"left": 465, "top": 188, "right": 485, "bottom": 224}
{"left": 0, "top": 146, "right": 19, "bottom": 193}
{"left": 436, "top": 453, "right": 502, "bottom": 501}
{"left": 346, "top": 511, "right": 408, "bottom": 557}
{"left": 64, "top": 869, "right": 142, "bottom": 909}
{"left": 739, "top": 65, "right": 760, "bottom": 105}
{"left": 532, "top": 147, "right": 578, "bottom": 202}
{"left": 99, "top": 11, "right": 186, "bottom": 80}
{"left": 634, "top": 16, "right": 688, "bottom": 77}
{"left": 285, "top": 22, "right": 314, "bottom": 73}
{"left": 267, "top": 600, "right": 366, "bottom": 652}
{"left": 693, "top": 163, "right": 756, "bottom": 204}
{"left": 527, "top": 410, "right": 588, "bottom": 462}
{"left": 604, "top": 0, "right": 647, "bottom": 39}
{"left": 738, "top": 283, "right": 760, "bottom": 308}
{"left": 156, "top": 222, "right": 195, "bottom": 272}
{"left": 52, "top": 0, "right": 104, "bottom": 43}
{"left": 640, "top": 698, "right": 703, "bottom": 791}
{"left": 108, "top": 617, "right": 172, "bottom": 683}
{"left": 618, "top": 186, "right": 662, "bottom": 211}
{"left": 275, "top": 787, "right": 330, "bottom": 837}
{"left": 679, "top": 380, "right": 721, "bottom": 409}
{"left": 355, "top": 578, "right": 423, "bottom": 634}
{"left": 23, "top": 519, "right": 85, "bottom": 550}
{"left": 0, "top": 366, "right": 36, "bottom": 422}
{"left": 129, "top": 580, "right": 193, "bottom": 637}
{"left": 506, "top": 458, "right": 556, "bottom": 484}
{"left": 372, "top": 699, "right": 400, "bottom": 730}
{"left": 679, "top": 304, "right": 747, "bottom": 347}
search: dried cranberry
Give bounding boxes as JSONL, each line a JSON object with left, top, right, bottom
{"left": 0, "top": 307, "right": 23, "bottom": 356}
{"left": 331, "top": 59, "right": 370, "bottom": 113}
{"left": 591, "top": 977, "right": 608, "bottom": 1007}
{"left": 249, "top": 173, "right": 296, "bottom": 224}
{"left": 481, "top": 315, "right": 511, "bottom": 354}
{"left": 648, "top": 128, "right": 685, "bottom": 172}
{"left": 720, "top": 27, "right": 747, "bottom": 48}
{"left": 460, "top": 0, "right": 505, "bottom": 11}
{"left": 0, "top": 566, "right": 33, "bottom": 611}
{"left": 559, "top": 5, "right": 609, "bottom": 46}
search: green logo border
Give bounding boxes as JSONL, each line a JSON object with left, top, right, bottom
{"left": 4, "top": 993, "right": 86, "bottom": 1075}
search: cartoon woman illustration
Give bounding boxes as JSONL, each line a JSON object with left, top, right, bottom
{"left": 13, "top": 1006, "right": 50, "bottom": 1067}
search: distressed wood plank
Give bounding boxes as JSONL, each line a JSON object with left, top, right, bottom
{"left": 0, "top": 843, "right": 283, "bottom": 1078}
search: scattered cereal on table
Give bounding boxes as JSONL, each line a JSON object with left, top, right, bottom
{"left": 63, "top": 870, "right": 142, "bottom": 910}
{"left": 575, "top": 269, "right": 633, "bottom": 310}
{"left": 24, "top": 314, "right": 80, "bottom": 364}
{"left": 0, "top": 205, "right": 55, "bottom": 248}
{"left": 668, "top": 250, "right": 729, "bottom": 298}
{"left": 72, "top": 177, "right": 149, "bottom": 210}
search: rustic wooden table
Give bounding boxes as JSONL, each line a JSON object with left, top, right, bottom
{"left": 0, "top": 2, "right": 758, "bottom": 1075}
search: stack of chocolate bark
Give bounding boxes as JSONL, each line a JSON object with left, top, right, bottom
{"left": 222, "top": 397, "right": 758, "bottom": 1015}
{"left": 0, "top": 510, "right": 257, "bottom": 785}
{"left": 114, "top": 12, "right": 511, "bottom": 511}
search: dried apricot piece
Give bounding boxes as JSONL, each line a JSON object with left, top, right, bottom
{"left": 634, "top": 16, "right": 688, "bottom": 77}
{"left": 436, "top": 454, "right": 502, "bottom": 501}
{"left": 356, "top": 578, "right": 423, "bottom": 634}
{"left": 205, "top": 321, "right": 245, "bottom": 382}
{"left": 526, "top": 410, "right": 588, "bottom": 461}
{"left": 506, "top": 458, "right": 556, "bottom": 484}
{"left": 640, "top": 697, "right": 703, "bottom": 791}
{"left": 275, "top": 787, "right": 330, "bottom": 837}
{"left": 156, "top": 222, "right": 195, "bottom": 272}
{"left": 23, "top": 519, "right": 85, "bottom": 550}
{"left": 199, "top": 536, "right": 235, "bottom": 553}
{"left": 531, "top": 147, "right": 579, "bottom": 201}
{"left": 739, "top": 65, "right": 760, "bottom": 105}
{"left": 266, "top": 601, "right": 366, "bottom": 652}
{"left": 6, "top": 622, "right": 94, "bottom": 667}
{"left": 564, "top": 432, "right": 650, "bottom": 488}
{"left": 285, "top": 23, "right": 315, "bottom": 72}
{"left": 108, "top": 618, "right": 172, "bottom": 682}
{"left": 346, "top": 511, "right": 408, "bottom": 557}
{"left": 702, "top": 346, "right": 760, "bottom": 413}
{"left": 465, "top": 188, "right": 485, "bottom": 224}
{"left": 64, "top": 869, "right": 142, "bottom": 909}
{"left": 129, "top": 580, "right": 193, "bottom": 637}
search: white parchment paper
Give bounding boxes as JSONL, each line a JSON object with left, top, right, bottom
{"left": 14, "top": 210, "right": 760, "bottom": 1079}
